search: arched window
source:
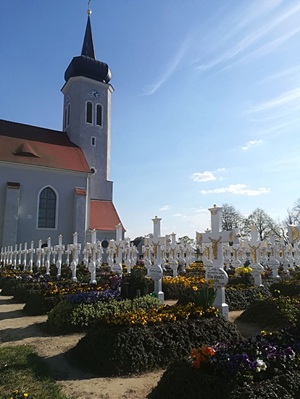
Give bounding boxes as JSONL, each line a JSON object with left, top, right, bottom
{"left": 86, "top": 101, "right": 93, "bottom": 124}
{"left": 96, "top": 104, "right": 102, "bottom": 126}
{"left": 38, "top": 187, "right": 56, "bottom": 228}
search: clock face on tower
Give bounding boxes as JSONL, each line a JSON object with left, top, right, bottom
{"left": 89, "top": 89, "right": 100, "bottom": 99}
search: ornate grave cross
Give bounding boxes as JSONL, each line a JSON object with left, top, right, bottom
{"left": 17, "top": 244, "right": 22, "bottom": 267}
{"left": 0, "top": 247, "right": 4, "bottom": 265}
{"left": 267, "top": 235, "right": 280, "bottom": 279}
{"left": 27, "top": 241, "right": 35, "bottom": 272}
{"left": 196, "top": 205, "right": 240, "bottom": 319}
{"left": 35, "top": 240, "right": 43, "bottom": 269}
{"left": 69, "top": 232, "right": 81, "bottom": 282}
{"left": 169, "top": 232, "right": 179, "bottom": 277}
{"left": 44, "top": 237, "right": 52, "bottom": 275}
{"left": 124, "top": 240, "right": 137, "bottom": 274}
{"left": 8, "top": 246, "right": 13, "bottom": 265}
{"left": 248, "top": 225, "right": 264, "bottom": 286}
{"left": 22, "top": 243, "right": 28, "bottom": 270}
{"left": 13, "top": 244, "right": 18, "bottom": 269}
{"left": 87, "top": 230, "right": 98, "bottom": 283}
{"left": 146, "top": 216, "right": 166, "bottom": 303}
{"left": 278, "top": 239, "right": 289, "bottom": 274}
{"left": 54, "top": 235, "right": 65, "bottom": 278}
{"left": 108, "top": 223, "right": 125, "bottom": 275}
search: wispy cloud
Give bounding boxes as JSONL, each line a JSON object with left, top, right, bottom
{"left": 248, "top": 87, "right": 300, "bottom": 114}
{"left": 143, "top": 33, "right": 193, "bottom": 95}
{"left": 200, "top": 184, "right": 270, "bottom": 196}
{"left": 196, "top": 2, "right": 300, "bottom": 72}
{"left": 241, "top": 139, "right": 263, "bottom": 151}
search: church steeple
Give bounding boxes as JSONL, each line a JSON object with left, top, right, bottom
{"left": 61, "top": 7, "right": 114, "bottom": 203}
{"left": 81, "top": 13, "right": 95, "bottom": 59}
{"left": 64, "top": 10, "right": 111, "bottom": 84}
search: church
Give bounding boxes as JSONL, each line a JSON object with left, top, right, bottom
{"left": 0, "top": 11, "right": 123, "bottom": 248}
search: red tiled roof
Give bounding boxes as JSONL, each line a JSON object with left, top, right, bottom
{"left": 0, "top": 119, "right": 90, "bottom": 173}
{"left": 90, "top": 200, "right": 123, "bottom": 231}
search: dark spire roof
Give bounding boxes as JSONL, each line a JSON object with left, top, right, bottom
{"left": 81, "top": 15, "right": 95, "bottom": 59}
{"left": 64, "top": 13, "right": 111, "bottom": 84}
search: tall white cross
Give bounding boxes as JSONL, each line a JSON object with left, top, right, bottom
{"left": 196, "top": 205, "right": 240, "bottom": 319}
{"left": 54, "top": 235, "right": 65, "bottom": 278}
{"left": 69, "top": 232, "right": 81, "bottom": 282}
{"left": 248, "top": 225, "right": 264, "bottom": 286}
{"left": 146, "top": 216, "right": 166, "bottom": 303}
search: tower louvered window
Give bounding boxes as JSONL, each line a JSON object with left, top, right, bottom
{"left": 96, "top": 104, "right": 102, "bottom": 126}
{"left": 86, "top": 101, "right": 93, "bottom": 124}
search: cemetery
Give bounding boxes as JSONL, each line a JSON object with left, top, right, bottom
{"left": 2, "top": 205, "right": 300, "bottom": 398}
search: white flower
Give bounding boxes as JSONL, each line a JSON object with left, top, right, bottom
{"left": 256, "top": 358, "right": 267, "bottom": 372}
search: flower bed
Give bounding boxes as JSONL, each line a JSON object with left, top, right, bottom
{"left": 69, "top": 312, "right": 241, "bottom": 376}
{"left": 47, "top": 295, "right": 162, "bottom": 333}
{"left": 148, "top": 326, "right": 300, "bottom": 399}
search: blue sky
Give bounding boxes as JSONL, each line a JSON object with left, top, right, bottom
{"left": 1, "top": 0, "right": 300, "bottom": 239}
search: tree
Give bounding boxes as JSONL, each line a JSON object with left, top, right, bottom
{"left": 221, "top": 203, "right": 243, "bottom": 231}
{"left": 245, "top": 208, "right": 281, "bottom": 241}
{"left": 285, "top": 198, "right": 300, "bottom": 225}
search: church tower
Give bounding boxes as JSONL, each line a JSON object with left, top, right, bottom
{"left": 61, "top": 9, "right": 113, "bottom": 202}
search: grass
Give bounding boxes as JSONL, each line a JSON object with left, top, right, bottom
{"left": 0, "top": 345, "right": 74, "bottom": 399}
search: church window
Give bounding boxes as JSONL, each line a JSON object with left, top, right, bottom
{"left": 38, "top": 187, "right": 57, "bottom": 228}
{"left": 96, "top": 104, "right": 102, "bottom": 126}
{"left": 86, "top": 101, "right": 93, "bottom": 124}
{"left": 91, "top": 136, "right": 96, "bottom": 146}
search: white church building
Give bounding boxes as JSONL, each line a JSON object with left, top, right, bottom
{"left": 0, "top": 12, "right": 123, "bottom": 248}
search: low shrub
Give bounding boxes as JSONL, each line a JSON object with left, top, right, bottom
{"left": 47, "top": 295, "right": 162, "bottom": 333}
{"left": 121, "top": 266, "right": 153, "bottom": 299}
{"left": 226, "top": 286, "right": 271, "bottom": 310}
{"left": 23, "top": 293, "right": 64, "bottom": 315}
{"left": 69, "top": 313, "right": 241, "bottom": 376}
{"left": 238, "top": 296, "right": 300, "bottom": 329}
{"left": 270, "top": 280, "right": 300, "bottom": 297}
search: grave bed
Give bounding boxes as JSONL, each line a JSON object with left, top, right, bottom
{"left": 68, "top": 316, "right": 242, "bottom": 376}
{"left": 148, "top": 360, "right": 300, "bottom": 399}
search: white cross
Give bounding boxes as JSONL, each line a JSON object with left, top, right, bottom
{"left": 145, "top": 216, "right": 166, "bottom": 303}
{"left": 54, "top": 235, "right": 65, "bottom": 278}
{"left": 69, "top": 232, "right": 81, "bottom": 282}
{"left": 196, "top": 205, "right": 240, "bottom": 319}
{"left": 248, "top": 225, "right": 264, "bottom": 286}
{"left": 196, "top": 206, "right": 239, "bottom": 267}
{"left": 44, "top": 237, "right": 52, "bottom": 275}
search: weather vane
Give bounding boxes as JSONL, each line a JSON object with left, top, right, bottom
{"left": 87, "top": 0, "right": 92, "bottom": 15}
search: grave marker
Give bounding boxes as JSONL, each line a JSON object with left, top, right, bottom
{"left": 196, "top": 205, "right": 240, "bottom": 319}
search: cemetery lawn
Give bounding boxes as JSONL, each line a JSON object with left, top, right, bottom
{"left": 0, "top": 345, "right": 72, "bottom": 399}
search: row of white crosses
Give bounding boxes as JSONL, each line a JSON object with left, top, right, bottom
{"left": 0, "top": 227, "right": 139, "bottom": 284}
